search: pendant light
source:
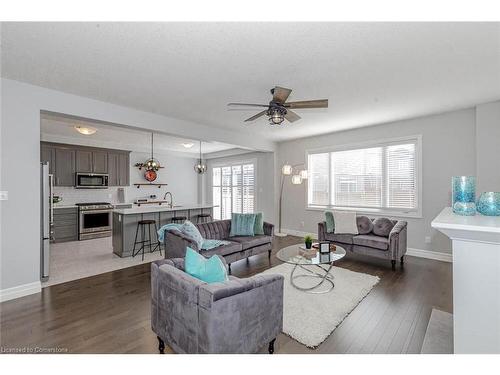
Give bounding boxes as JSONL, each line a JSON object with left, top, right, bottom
{"left": 144, "top": 132, "right": 160, "bottom": 171}
{"left": 194, "top": 141, "right": 207, "bottom": 174}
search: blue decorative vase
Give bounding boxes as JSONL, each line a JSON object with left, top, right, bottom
{"left": 452, "top": 176, "right": 476, "bottom": 216}
{"left": 477, "top": 192, "right": 500, "bottom": 216}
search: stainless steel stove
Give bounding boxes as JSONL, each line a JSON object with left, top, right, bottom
{"left": 77, "top": 202, "right": 114, "bottom": 240}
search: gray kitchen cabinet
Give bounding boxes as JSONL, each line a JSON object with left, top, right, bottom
{"left": 41, "top": 144, "right": 55, "bottom": 175}
{"left": 118, "top": 153, "right": 130, "bottom": 186}
{"left": 76, "top": 150, "right": 108, "bottom": 174}
{"left": 107, "top": 151, "right": 129, "bottom": 186}
{"left": 75, "top": 150, "right": 93, "bottom": 173}
{"left": 107, "top": 152, "right": 120, "bottom": 186}
{"left": 53, "top": 207, "right": 78, "bottom": 243}
{"left": 93, "top": 151, "right": 108, "bottom": 173}
{"left": 54, "top": 147, "right": 76, "bottom": 186}
{"left": 41, "top": 142, "right": 129, "bottom": 187}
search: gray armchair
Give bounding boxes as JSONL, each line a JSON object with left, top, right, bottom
{"left": 151, "top": 257, "right": 284, "bottom": 354}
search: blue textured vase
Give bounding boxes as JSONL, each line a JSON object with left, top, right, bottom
{"left": 477, "top": 192, "right": 500, "bottom": 216}
{"left": 452, "top": 176, "right": 476, "bottom": 216}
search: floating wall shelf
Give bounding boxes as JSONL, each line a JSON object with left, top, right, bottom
{"left": 134, "top": 165, "right": 165, "bottom": 171}
{"left": 134, "top": 183, "right": 168, "bottom": 188}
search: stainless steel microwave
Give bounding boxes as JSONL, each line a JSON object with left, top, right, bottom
{"left": 75, "top": 173, "right": 109, "bottom": 189}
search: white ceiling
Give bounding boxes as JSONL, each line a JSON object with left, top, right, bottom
{"left": 3, "top": 22, "right": 500, "bottom": 142}
{"left": 40, "top": 112, "right": 239, "bottom": 157}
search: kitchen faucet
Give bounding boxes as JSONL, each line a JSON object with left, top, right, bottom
{"left": 163, "top": 191, "right": 173, "bottom": 208}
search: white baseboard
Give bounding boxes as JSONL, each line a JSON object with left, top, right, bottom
{"left": 281, "top": 228, "right": 452, "bottom": 263}
{"left": 0, "top": 281, "right": 41, "bottom": 303}
{"left": 406, "top": 248, "right": 452, "bottom": 263}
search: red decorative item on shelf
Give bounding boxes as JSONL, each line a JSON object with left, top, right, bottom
{"left": 144, "top": 170, "right": 157, "bottom": 182}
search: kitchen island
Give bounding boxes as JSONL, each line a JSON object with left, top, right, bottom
{"left": 112, "top": 204, "right": 216, "bottom": 257}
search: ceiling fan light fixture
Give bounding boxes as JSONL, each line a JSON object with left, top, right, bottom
{"left": 182, "top": 142, "right": 194, "bottom": 149}
{"left": 74, "top": 125, "right": 97, "bottom": 135}
{"left": 268, "top": 107, "right": 286, "bottom": 125}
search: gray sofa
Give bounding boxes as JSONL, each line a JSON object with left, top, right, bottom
{"left": 163, "top": 220, "right": 274, "bottom": 273}
{"left": 318, "top": 216, "right": 407, "bottom": 270}
{"left": 151, "top": 257, "right": 284, "bottom": 354}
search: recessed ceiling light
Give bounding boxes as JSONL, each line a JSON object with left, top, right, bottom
{"left": 74, "top": 126, "right": 97, "bottom": 135}
{"left": 182, "top": 143, "right": 194, "bottom": 149}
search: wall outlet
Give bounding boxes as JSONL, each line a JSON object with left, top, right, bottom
{"left": 300, "top": 221, "right": 305, "bottom": 228}
{"left": 425, "top": 236, "right": 431, "bottom": 244}
{"left": 108, "top": 193, "right": 112, "bottom": 199}
{"left": 0, "top": 191, "right": 8, "bottom": 201}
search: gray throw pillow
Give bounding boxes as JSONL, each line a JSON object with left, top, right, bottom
{"left": 356, "top": 216, "right": 374, "bottom": 235}
{"left": 372, "top": 218, "right": 395, "bottom": 237}
{"left": 324, "top": 211, "right": 335, "bottom": 233}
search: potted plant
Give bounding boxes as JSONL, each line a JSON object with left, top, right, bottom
{"left": 304, "top": 235, "right": 313, "bottom": 249}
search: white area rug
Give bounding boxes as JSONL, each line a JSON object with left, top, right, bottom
{"left": 262, "top": 263, "right": 380, "bottom": 348}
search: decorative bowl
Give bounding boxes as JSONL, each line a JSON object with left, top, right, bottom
{"left": 477, "top": 192, "right": 500, "bottom": 216}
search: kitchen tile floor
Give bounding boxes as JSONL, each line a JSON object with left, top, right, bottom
{"left": 42, "top": 237, "right": 164, "bottom": 287}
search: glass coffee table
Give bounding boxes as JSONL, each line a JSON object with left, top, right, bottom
{"left": 276, "top": 243, "right": 346, "bottom": 294}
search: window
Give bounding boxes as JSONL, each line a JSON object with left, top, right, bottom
{"left": 307, "top": 137, "right": 420, "bottom": 216}
{"left": 212, "top": 162, "right": 255, "bottom": 220}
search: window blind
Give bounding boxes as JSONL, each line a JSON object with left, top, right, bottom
{"left": 308, "top": 139, "right": 418, "bottom": 213}
{"left": 212, "top": 162, "right": 255, "bottom": 220}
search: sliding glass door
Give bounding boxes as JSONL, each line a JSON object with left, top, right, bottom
{"left": 212, "top": 163, "right": 255, "bottom": 220}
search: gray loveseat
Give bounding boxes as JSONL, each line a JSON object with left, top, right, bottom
{"left": 151, "top": 257, "right": 283, "bottom": 354}
{"left": 163, "top": 220, "right": 274, "bottom": 273}
{"left": 318, "top": 216, "right": 407, "bottom": 270}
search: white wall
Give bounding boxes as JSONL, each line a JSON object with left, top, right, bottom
{"left": 0, "top": 78, "right": 272, "bottom": 297}
{"left": 204, "top": 151, "right": 276, "bottom": 225}
{"left": 476, "top": 101, "right": 500, "bottom": 193}
{"left": 52, "top": 150, "right": 199, "bottom": 206}
{"left": 276, "top": 108, "right": 478, "bottom": 254}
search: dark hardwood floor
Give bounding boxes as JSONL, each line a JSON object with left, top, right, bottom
{"left": 0, "top": 236, "right": 452, "bottom": 354}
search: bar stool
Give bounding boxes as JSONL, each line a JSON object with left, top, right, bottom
{"left": 196, "top": 213, "right": 212, "bottom": 223}
{"left": 132, "top": 219, "right": 162, "bottom": 261}
{"left": 171, "top": 216, "right": 187, "bottom": 224}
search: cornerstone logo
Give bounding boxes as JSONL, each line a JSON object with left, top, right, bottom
{"left": 1, "top": 346, "right": 68, "bottom": 353}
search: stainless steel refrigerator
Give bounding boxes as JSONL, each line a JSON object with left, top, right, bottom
{"left": 40, "top": 162, "right": 53, "bottom": 281}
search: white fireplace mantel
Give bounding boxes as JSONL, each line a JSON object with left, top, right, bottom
{"left": 432, "top": 207, "right": 500, "bottom": 354}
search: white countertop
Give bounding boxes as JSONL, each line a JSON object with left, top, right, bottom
{"left": 54, "top": 203, "right": 132, "bottom": 209}
{"left": 113, "top": 204, "right": 216, "bottom": 215}
{"left": 431, "top": 207, "right": 500, "bottom": 234}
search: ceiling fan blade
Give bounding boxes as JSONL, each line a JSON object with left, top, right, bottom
{"left": 228, "top": 103, "right": 269, "bottom": 108}
{"left": 285, "top": 99, "right": 328, "bottom": 109}
{"left": 285, "top": 110, "right": 301, "bottom": 123}
{"left": 272, "top": 86, "right": 292, "bottom": 103}
{"left": 244, "top": 110, "right": 267, "bottom": 122}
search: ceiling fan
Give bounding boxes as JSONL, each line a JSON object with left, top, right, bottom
{"left": 228, "top": 86, "right": 328, "bottom": 125}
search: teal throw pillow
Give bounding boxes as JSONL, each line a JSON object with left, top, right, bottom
{"left": 181, "top": 220, "right": 204, "bottom": 249}
{"left": 325, "top": 211, "right": 335, "bottom": 233}
{"left": 185, "top": 247, "right": 228, "bottom": 284}
{"left": 229, "top": 213, "right": 257, "bottom": 237}
{"left": 254, "top": 212, "right": 264, "bottom": 235}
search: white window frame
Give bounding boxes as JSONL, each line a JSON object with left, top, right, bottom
{"left": 210, "top": 159, "right": 257, "bottom": 220}
{"left": 305, "top": 135, "right": 423, "bottom": 218}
